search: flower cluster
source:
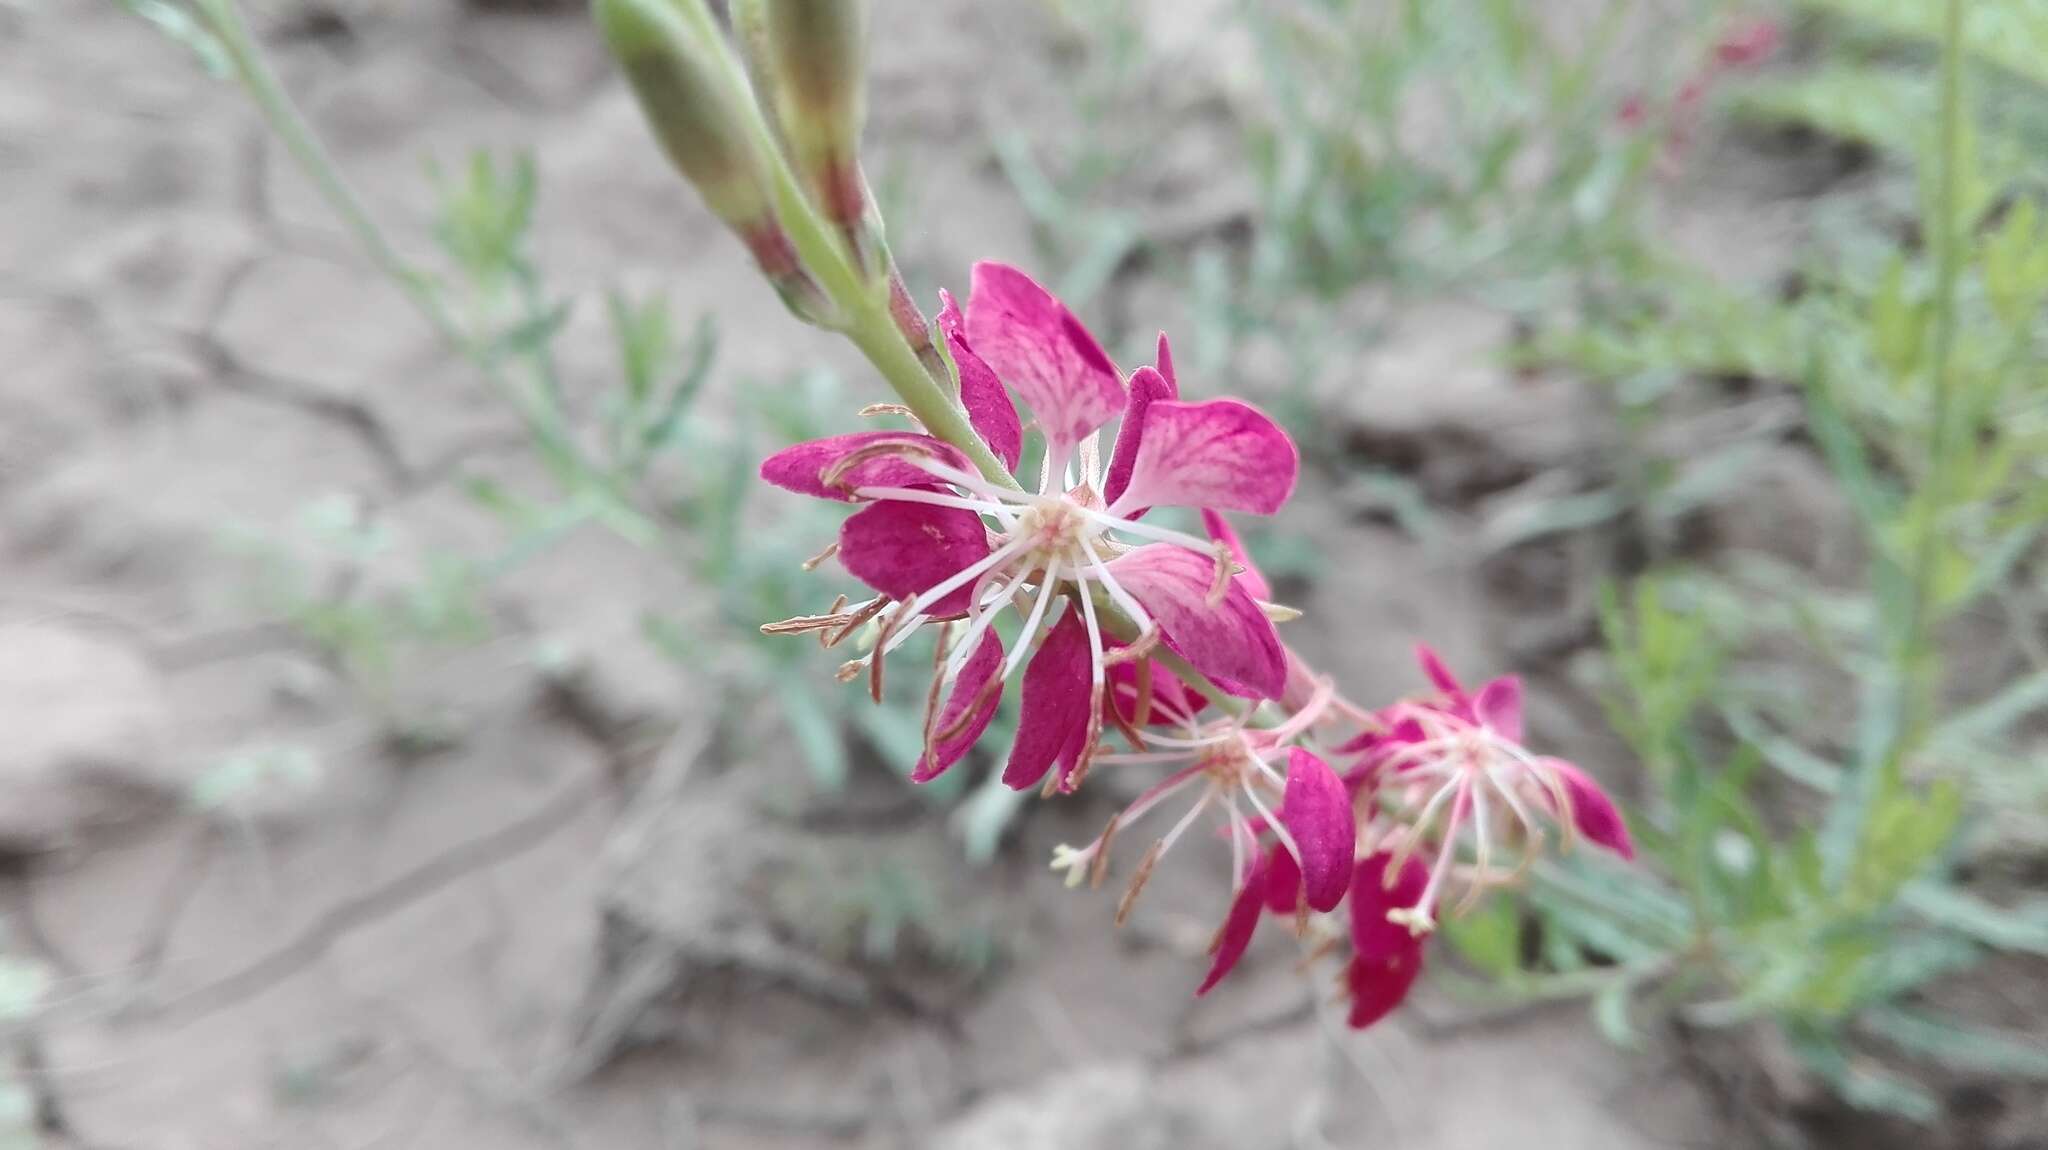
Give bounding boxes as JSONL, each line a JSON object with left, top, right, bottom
{"left": 594, "top": 0, "right": 1636, "bottom": 1031}
{"left": 759, "top": 263, "right": 1636, "bottom": 1026}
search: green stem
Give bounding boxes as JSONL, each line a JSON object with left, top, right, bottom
{"left": 844, "top": 297, "right": 1017, "bottom": 485}
{"left": 1900, "top": 0, "right": 1967, "bottom": 734}
{"left": 1826, "top": 0, "right": 1966, "bottom": 881}
{"left": 195, "top": 0, "right": 466, "bottom": 352}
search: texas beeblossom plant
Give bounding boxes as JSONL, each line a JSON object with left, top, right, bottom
{"left": 597, "top": 0, "right": 1634, "bottom": 1025}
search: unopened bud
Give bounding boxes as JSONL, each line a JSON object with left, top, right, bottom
{"left": 742, "top": 0, "right": 881, "bottom": 276}
{"left": 596, "top": 0, "right": 830, "bottom": 319}
{"left": 595, "top": 0, "right": 770, "bottom": 233}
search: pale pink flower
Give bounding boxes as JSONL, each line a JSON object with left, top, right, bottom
{"left": 1345, "top": 646, "right": 1634, "bottom": 937}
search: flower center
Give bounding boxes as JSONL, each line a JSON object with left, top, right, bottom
{"left": 1011, "top": 494, "right": 1106, "bottom": 572}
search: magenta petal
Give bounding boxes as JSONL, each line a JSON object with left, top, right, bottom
{"left": 965, "top": 262, "right": 1123, "bottom": 456}
{"left": 1415, "top": 643, "right": 1465, "bottom": 696}
{"left": 761, "top": 431, "right": 972, "bottom": 502}
{"left": 935, "top": 288, "right": 967, "bottom": 341}
{"left": 1280, "top": 748, "right": 1356, "bottom": 913}
{"left": 1002, "top": 609, "right": 1094, "bottom": 791}
{"left": 1473, "top": 675, "right": 1524, "bottom": 742}
{"left": 1548, "top": 758, "right": 1636, "bottom": 859}
{"left": 951, "top": 337, "right": 1023, "bottom": 472}
{"left": 936, "top": 290, "right": 1023, "bottom": 471}
{"left": 912, "top": 629, "right": 1004, "bottom": 782}
{"left": 838, "top": 501, "right": 992, "bottom": 616}
{"left": 1197, "top": 852, "right": 1271, "bottom": 996}
{"left": 1263, "top": 843, "right": 1303, "bottom": 915}
{"left": 1107, "top": 545, "right": 1287, "bottom": 700}
{"left": 1154, "top": 332, "right": 1180, "bottom": 395}
{"left": 1101, "top": 365, "right": 1177, "bottom": 513}
{"left": 1349, "top": 851, "right": 1429, "bottom": 964}
{"left": 1201, "top": 510, "right": 1272, "bottom": 602}
{"left": 1106, "top": 399, "right": 1298, "bottom": 516}
{"left": 1345, "top": 947, "right": 1424, "bottom": 1030}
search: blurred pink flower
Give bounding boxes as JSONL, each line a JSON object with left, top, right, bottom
{"left": 1343, "top": 645, "right": 1634, "bottom": 936}
{"left": 1345, "top": 850, "right": 1430, "bottom": 1028}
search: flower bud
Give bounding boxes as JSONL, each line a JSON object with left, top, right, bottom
{"left": 739, "top": 0, "right": 881, "bottom": 276}
{"left": 595, "top": 0, "right": 829, "bottom": 320}
{"left": 595, "top": 0, "right": 768, "bottom": 231}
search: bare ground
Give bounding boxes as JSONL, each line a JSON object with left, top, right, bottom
{"left": 0, "top": 2, "right": 1771, "bottom": 1147}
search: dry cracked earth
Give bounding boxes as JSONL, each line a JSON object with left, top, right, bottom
{"left": 0, "top": 1, "right": 1804, "bottom": 1147}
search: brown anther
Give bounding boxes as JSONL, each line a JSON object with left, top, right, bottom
{"left": 918, "top": 621, "right": 954, "bottom": 756}
{"left": 822, "top": 596, "right": 889, "bottom": 649}
{"left": 933, "top": 662, "right": 1004, "bottom": 744}
{"left": 835, "top": 660, "right": 863, "bottom": 682}
{"left": 1115, "top": 841, "right": 1165, "bottom": 927}
{"left": 819, "top": 435, "right": 949, "bottom": 493}
{"left": 1088, "top": 813, "right": 1121, "bottom": 890}
{"left": 869, "top": 596, "right": 918, "bottom": 704}
{"left": 802, "top": 542, "right": 842, "bottom": 572}
{"left": 1106, "top": 691, "right": 1148, "bottom": 753}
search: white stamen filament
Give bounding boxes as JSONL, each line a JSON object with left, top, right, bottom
{"left": 944, "top": 574, "right": 1027, "bottom": 681}
{"left": 1266, "top": 678, "right": 1337, "bottom": 745}
{"left": 852, "top": 485, "right": 1018, "bottom": 523}
{"left": 1485, "top": 763, "right": 1546, "bottom": 844}
{"left": 902, "top": 458, "right": 1040, "bottom": 506}
{"left": 1075, "top": 566, "right": 1108, "bottom": 690}
{"left": 1157, "top": 787, "right": 1214, "bottom": 856}
{"left": 1135, "top": 727, "right": 1235, "bottom": 751}
{"left": 1075, "top": 504, "right": 1217, "bottom": 553}
{"left": 1076, "top": 533, "right": 1154, "bottom": 634}
{"left": 1462, "top": 782, "right": 1494, "bottom": 911}
{"left": 1115, "top": 763, "right": 1211, "bottom": 829}
{"left": 1228, "top": 793, "right": 1248, "bottom": 888}
{"left": 1002, "top": 560, "right": 1064, "bottom": 680}
{"left": 885, "top": 535, "right": 1032, "bottom": 644}
{"left": 1236, "top": 777, "right": 1305, "bottom": 880}
{"left": 1402, "top": 779, "right": 1470, "bottom": 932}
{"left": 1093, "top": 751, "right": 1200, "bottom": 765}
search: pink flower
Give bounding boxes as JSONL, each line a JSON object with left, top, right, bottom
{"left": 1343, "top": 646, "right": 1634, "bottom": 936}
{"left": 1344, "top": 851, "right": 1430, "bottom": 1029}
{"left": 761, "top": 262, "right": 1299, "bottom": 783}
{"left": 1049, "top": 649, "right": 1356, "bottom": 995}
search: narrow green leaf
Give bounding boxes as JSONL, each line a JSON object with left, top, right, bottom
{"left": 1864, "top": 1007, "right": 2048, "bottom": 1078}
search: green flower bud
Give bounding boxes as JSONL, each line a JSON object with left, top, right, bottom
{"left": 594, "top": 0, "right": 768, "bottom": 230}
{"left": 739, "top": 0, "right": 881, "bottom": 277}
{"left": 595, "top": 0, "right": 828, "bottom": 321}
